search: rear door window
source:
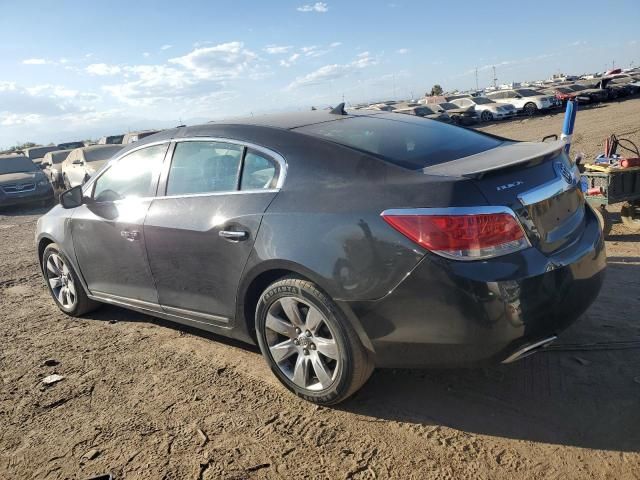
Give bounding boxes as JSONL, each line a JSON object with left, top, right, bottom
{"left": 295, "top": 115, "right": 503, "bottom": 170}
{"left": 166, "top": 141, "right": 243, "bottom": 196}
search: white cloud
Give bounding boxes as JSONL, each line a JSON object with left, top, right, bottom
{"left": 569, "top": 40, "right": 587, "bottom": 47}
{"left": 22, "top": 58, "right": 49, "bottom": 65}
{"left": 297, "top": 2, "right": 328, "bottom": 12}
{"left": 280, "top": 53, "right": 301, "bottom": 67}
{"left": 264, "top": 45, "right": 292, "bottom": 54}
{"left": 86, "top": 63, "right": 122, "bottom": 76}
{"left": 330, "top": 42, "right": 342, "bottom": 48}
{"left": 143, "top": 52, "right": 150, "bottom": 58}
{"left": 286, "top": 52, "right": 377, "bottom": 90}
{"left": 396, "top": 48, "right": 409, "bottom": 54}
{"left": 160, "top": 44, "right": 173, "bottom": 50}
{"left": 168, "top": 41, "right": 258, "bottom": 80}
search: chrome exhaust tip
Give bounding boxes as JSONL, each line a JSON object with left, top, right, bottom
{"left": 502, "top": 336, "right": 557, "bottom": 364}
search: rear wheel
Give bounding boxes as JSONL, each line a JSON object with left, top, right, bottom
{"left": 480, "top": 110, "right": 493, "bottom": 122}
{"left": 524, "top": 102, "right": 538, "bottom": 116}
{"left": 620, "top": 202, "right": 640, "bottom": 232}
{"left": 42, "top": 243, "right": 100, "bottom": 316}
{"left": 255, "top": 277, "right": 373, "bottom": 405}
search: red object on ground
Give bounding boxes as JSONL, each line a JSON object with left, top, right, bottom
{"left": 620, "top": 158, "right": 640, "bottom": 168}
{"left": 587, "top": 187, "right": 604, "bottom": 196}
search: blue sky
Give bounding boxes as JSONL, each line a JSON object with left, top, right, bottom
{"left": 0, "top": 0, "right": 638, "bottom": 148}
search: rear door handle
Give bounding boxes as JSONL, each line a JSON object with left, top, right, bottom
{"left": 219, "top": 230, "right": 248, "bottom": 241}
{"left": 120, "top": 230, "right": 140, "bottom": 241}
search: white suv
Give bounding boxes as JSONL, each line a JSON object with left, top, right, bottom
{"left": 486, "top": 88, "right": 556, "bottom": 116}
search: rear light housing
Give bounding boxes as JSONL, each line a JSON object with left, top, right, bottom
{"left": 381, "top": 207, "right": 530, "bottom": 260}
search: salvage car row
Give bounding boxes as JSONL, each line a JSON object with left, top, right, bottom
{"left": 357, "top": 70, "right": 640, "bottom": 123}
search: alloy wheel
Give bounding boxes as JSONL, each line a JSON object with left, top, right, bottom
{"left": 45, "top": 253, "right": 77, "bottom": 309}
{"left": 481, "top": 110, "right": 493, "bottom": 121}
{"left": 265, "top": 296, "right": 340, "bottom": 391}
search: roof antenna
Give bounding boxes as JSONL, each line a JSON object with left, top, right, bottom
{"left": 330, "top": 102, "right": 347, "bottom": 115}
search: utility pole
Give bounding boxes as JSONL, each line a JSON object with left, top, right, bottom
{"left": 475, "top": 67, "right": 479, "bottom": 91}
{"left": 492, "top": 66, "right": 497, "bottom": 88}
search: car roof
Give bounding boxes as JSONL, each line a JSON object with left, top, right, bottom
{"left": 207, "top": 109, "right": 387, "bottom": 130}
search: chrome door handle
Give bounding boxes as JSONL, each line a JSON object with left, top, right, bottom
{"left": 219, "top": 230, "right": 248, "bottom": 241}
{"left": 120, "top": 230, "right": 140, "bottom": 241}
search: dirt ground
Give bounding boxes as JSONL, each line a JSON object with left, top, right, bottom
{"left": 1, "top": 99, "right": 640, "bottom": 480}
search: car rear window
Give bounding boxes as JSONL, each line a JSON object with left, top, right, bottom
{"left": 294, "top": 115, "right": 503, "bottom": 170}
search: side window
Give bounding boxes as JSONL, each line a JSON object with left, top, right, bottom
{"left": 166, "top": 141, "right": 243, "bottom": 196}
{"left": 241, "top": 150, "right": 277, "bottom": 190}
{"left": 93, "top": 143, "right": 167, "bottom": 203}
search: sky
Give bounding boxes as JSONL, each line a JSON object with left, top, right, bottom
{"left": 0, "top": 0, "right": 639, "bottom": 148}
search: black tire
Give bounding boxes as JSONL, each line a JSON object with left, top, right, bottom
{"left": 255, "top": 277, "right": 373, "bottom": 405}
{"left": 620, "top": 202, "right": 640, "bottom": 232}
{"left": 592, "top": 205, "right": 612, "bottom": 238}
{"left": 480, "top": 110, "right": 493, "bottom": 122}
{"left": 524, "top": 102, "right": 538, "bottom": 116}
{"left": 42, "top": 243, "right": 100, "bottom": 316}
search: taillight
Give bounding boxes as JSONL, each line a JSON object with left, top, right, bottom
{"left": 381, "top": 207, "right": 530, "bottom": 260}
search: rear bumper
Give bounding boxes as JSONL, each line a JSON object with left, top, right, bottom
{"left": 0, "top": 186, "right": 54, "bottom": 207}
{"left": 351, "top": 206, "right": 606, "bottom": 368}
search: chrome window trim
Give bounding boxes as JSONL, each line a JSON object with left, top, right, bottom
{"left": 83, "top": 136, "right": 287, "bottom": 199}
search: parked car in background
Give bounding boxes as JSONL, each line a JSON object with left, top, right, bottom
{"left": 394, "top": 104, "right": 452, "bottom": 122}
{"left": 450, "top": 96, "right": 516, "bottom": 121}
{"left": 486, "top": 88, "right": 556, "bottom": 115}
{"left": 0, "top": 155, "right": 54, "bottom": 207}
{"left": 98, "top": 134, "right": 125, "bottom": 145}
{"left": 540, "top": 86, "right": 591, "bottom": 105}
{"left": 437, "top": 102, "right": 478, "bottom": 125}
{"left": 122, "top": 130, "right": 160, "bottom": 144}
{"left": 57, "top": 141, "right": 86, "bottom": 150}
{"left": 61, "top": 145, "right": 124, "bottom": 189}
{"left": 22, "top": 145, "right": 59, "bottom": 166}
{"left": 41, "top": 149, "right": 72, "bottom": 189}
{"left": 566, "top": 84, "right": 608, "bottom": 103}
{"left": 36, "top": 110, "right": 606, "bottom": 405}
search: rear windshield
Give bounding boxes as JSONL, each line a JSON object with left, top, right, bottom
{"left": 0, "top": 157, "right": 37, "bottom": 174}
{"left": 58, "top": 142, "right": 85, "bottom": 149}
{"left": 84, "top": 146, "right": 123, "bottom": 162}
{"left": 294, "top": 115, "right": 503, "bottom": 170}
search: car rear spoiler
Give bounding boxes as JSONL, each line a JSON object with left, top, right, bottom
{"left": 422, "top": 140, "right": 565, "bottom": 178}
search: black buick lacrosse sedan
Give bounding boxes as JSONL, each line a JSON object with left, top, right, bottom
{"left": 36, "top": 107, "right": 606, "bottom": 404}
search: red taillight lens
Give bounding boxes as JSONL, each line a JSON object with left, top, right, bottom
{"left": 382, "top": 210, "right": 529, "bottom": 260}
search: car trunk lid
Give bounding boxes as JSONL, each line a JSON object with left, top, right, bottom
{"left": 423, "top": 141, "right": 586, "bottom": 253}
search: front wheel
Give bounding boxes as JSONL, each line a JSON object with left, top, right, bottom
{"left": 524, "top": 102, "right": 538, "bottom": 116}
{"left": 255, "top": 277, "right": 373, "bottom": 405}
{"left": 42, "top": 243, "right": 100, "bottom": 316}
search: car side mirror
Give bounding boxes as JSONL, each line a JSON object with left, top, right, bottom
{"left": 60, "top": 185, "right": 85, "bottom": 209}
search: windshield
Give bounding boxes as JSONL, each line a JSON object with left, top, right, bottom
{"left": 569, "top": 85, "right": 586, "bottom": 91}
{"left": 294, "top": 114, "right": 502, "bottom": 170}
{"left": 556, "top": 87, "right": 573, "bottom": 93}
{"left": 58, "top": 142, "right": 85, "bottom": 149}
{"left": 472, "top": 97, "right": 493, "bottom": 104}
{"left": 0, "top": 157, "right": 38, "bottom": 174}
{"left": 516, "top": 89, "right": 541, "bottom": 97}
{"left": 439, "top": 103, "right": 459, "bottom": 110}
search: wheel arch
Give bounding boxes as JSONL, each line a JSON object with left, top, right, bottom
{"left": 236, "top": 260, "right": 374, "bottom": 353}
{"left": 37, "top": 235, "right": 56, "bottom": 272}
